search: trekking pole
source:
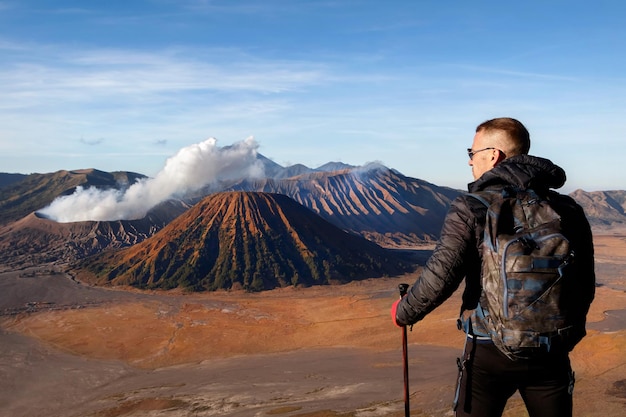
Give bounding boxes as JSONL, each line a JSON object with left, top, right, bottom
{"left": 398, "top": 283, "right": 410, "bottom": 417}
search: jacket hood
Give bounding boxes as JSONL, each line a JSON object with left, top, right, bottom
{"left": 468, "top": 154, "right": 566, "bottom": 193}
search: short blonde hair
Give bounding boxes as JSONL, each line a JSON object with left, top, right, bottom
{"left": 476, "top": 117, "right": 530, "bottom": 157}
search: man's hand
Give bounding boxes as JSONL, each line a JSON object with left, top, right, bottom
{"left": 391, "top": 298, "right": 404, "bottom": 327}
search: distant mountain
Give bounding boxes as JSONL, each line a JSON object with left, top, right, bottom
{"left": 255, "top": 155, "right": 355, "bottom": 179}
{"left": 278, "top": 163, "right": 313, "bottom": 179}
{"left": 75, "top": 192, "right": 415, "bottom": 291}
{"left": 210, "top": 164, "right": 460, "bottom": 246}
{"left": 570, "top": 189, "right": 626, "bottom": 231}
{"left": 316, "top": 161, "right": 355, "bottom": 172}
{"left": 276, "top": 161, "right": 355, "bottom": 178}
{"left": 0, "top": 173, "right": 26, "bottom": 189}
{"left": 0, "top": 169, "right": 146, "bottom": 226}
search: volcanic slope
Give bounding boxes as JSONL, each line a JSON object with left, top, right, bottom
{"left": 77, "top": 191, "right": 415, "bottom": 291}
{"left": 210, "top": 165, "right": 460, "bottom": 247}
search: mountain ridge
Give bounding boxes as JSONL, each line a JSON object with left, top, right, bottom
{"left": 210, "top": 165, "right": 460, "bottom": 246}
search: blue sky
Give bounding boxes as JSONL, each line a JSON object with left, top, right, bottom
{"left": 1, "top": 1, "right": 625, "bottom": 192}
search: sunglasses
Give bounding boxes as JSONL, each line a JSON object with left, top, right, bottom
{"left": 467, "top": 147, "right": 501, "bottom": 160}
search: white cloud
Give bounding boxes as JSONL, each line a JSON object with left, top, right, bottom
{"left": 0, "top": 47, "right": 327, "bottom": 106}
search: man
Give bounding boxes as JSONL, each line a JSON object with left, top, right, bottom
{"left": 392, "top": 117, "right": 595, "bottom": 417}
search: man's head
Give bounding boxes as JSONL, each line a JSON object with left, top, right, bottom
{"left": 468, "top": 117, "right": 531, "bottom": 180}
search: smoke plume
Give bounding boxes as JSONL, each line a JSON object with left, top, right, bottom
{"left": 39, "top": 137, "right": 264, "bottom": 223}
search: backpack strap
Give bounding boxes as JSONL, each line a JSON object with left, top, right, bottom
{"left": 465, "top": 191, "right": 490, "bottom": 208}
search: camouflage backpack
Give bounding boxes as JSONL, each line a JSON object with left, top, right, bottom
{"left": 470, "top": 187, "right": 577, "bottom": 360}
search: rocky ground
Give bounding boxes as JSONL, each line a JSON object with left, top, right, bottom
{"left": 1, "top": 235, "right": 625, "bottom": 417}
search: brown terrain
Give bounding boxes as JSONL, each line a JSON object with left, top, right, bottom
{"left": 1, "top": 233, "right": 625, "bottom": 417}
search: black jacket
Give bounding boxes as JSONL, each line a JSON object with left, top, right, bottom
{"left": 395, "top": 155, "right": 595, "bottom": 335}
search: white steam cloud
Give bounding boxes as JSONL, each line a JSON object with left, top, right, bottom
{"left": 39, "top": 137, "right": 264, "bottom": 223}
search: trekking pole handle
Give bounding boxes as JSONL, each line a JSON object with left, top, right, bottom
{"left": 398, "top": 283, "right": 409, "bottom": 298}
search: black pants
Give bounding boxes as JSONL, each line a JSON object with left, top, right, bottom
{"left": 455, "top": 339, "right": 575, "bottom": 417}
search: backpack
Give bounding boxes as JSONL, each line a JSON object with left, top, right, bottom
{"left": 469, "top": 187, "right": 578, "bottom": 360}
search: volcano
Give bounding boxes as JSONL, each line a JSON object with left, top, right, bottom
{"left": 76, "top": 191, "right": 415, "bottom": 291}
